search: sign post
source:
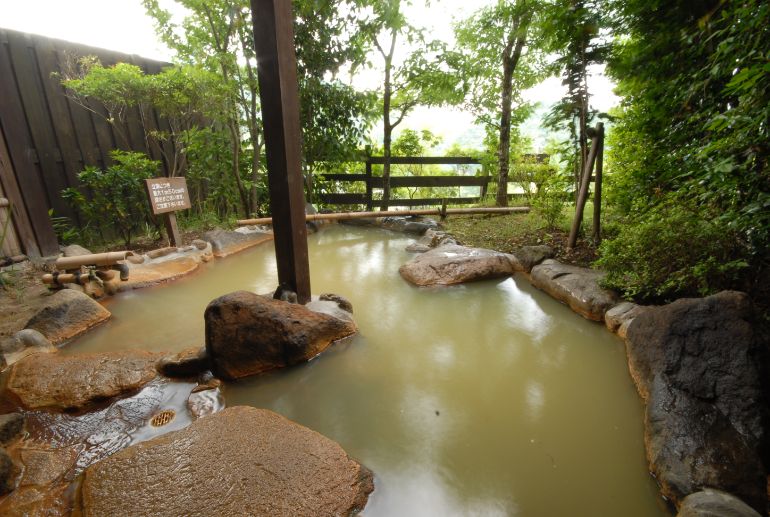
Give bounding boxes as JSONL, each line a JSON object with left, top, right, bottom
{"left": 144, "top": 177, "right": 191, "bottom": 247}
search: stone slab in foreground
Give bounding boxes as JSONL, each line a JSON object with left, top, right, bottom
{"left": 399, "top": 244, "right": 515, "bottom": 286}
{"left": 205, "top": 291, "right": 357, "bottom": 380}
{"left": 79, "top": 406, "right": 374, "bottom": 517}
{"left": 529, "top": 259, "right": 618, "bottom": 321}
{"left": 5, "top": 350, "right": 161, "bottom": 411}
{"left": 24, "top": 289, "right": 110, "bottom": 345}
{"left": 625, "top": 291, "right": 767, "bottom": 513}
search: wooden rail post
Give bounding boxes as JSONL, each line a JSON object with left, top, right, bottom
{"left": 365, "top": 159, "right": 373, "bottom": 211}
{"left": 251, "top": 0, "right": 311, "bottom": 304}
{"left": 567, "top": 122, "right": 603, "bottom": 250}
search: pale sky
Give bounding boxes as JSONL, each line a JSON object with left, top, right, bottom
{"left": 1, "top": 0, "right": 619, "bottom": 152}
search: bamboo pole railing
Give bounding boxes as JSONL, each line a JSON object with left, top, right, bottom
{"left": 237, "top": 206, "right": 530, "bottom": 226}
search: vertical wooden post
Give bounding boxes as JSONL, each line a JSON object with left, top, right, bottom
{"left": 567, "top": 122, "right": 603, "bottom": 250}
{"left": 592, "top": 126, "right": 605, "bottom": 244}
{"left": 251, "top": 0, "right": 311, "bottom": 304}
{"left": 365, "top": 159, "right": 373, "bottom": 211}
{"left": 164, "top": 213, "right": 182, "bottom": 247}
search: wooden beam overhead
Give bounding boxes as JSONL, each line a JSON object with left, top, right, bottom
{"left": 251, "top": 0, "right": 311, "bottom": 304}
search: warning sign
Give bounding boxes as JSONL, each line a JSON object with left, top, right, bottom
{"left": 145, "top": 177, "right": 191, "bottom": 215}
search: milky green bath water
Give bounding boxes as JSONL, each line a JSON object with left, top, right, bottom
{"left": 69, "top": 225, "right": 668, "bottom": 516}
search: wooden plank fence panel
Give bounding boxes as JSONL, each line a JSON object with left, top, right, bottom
{"left": 7, "top": 31, "right": 72, "bottom": 220}
{"left": 0, "top": 30, "right": 59, "bottom": 255}
{"left": 0, "top": 121, "right": 38, "bottom": 256}
{"left": 0, "top": 28, "right": 178, "bottom": 256}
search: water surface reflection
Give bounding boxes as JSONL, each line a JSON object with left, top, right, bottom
{"left": 69, "top": 225, "right": 667, "bottom": 516}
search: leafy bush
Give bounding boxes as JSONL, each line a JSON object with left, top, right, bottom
{"left": 595, "top": 199, "right": 748, "bottom": 301}
{"left": 63, "top": 151, "right": 159, "bottom": 248}
{"left": 530, "top": 168, "right": 569, "bottom": 230}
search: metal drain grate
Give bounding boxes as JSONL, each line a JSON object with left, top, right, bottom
{"left": 150, "top": 409, "right": 176, "bottom": 427}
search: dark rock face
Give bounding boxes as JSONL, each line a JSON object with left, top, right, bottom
{"left": 509, "top": 245, "right": 554, "bottom": 273}
{"left": 677, "top": 489, "right": 761, "bottom": 517}
{"left": 399, "top": 244, "right": 516, "bottom": 286}
{"left": 625, "top": 291, "right": 768, "bottom": 512}
{"left": 0, "top": 448, "right": 18, "bottom": 495}
{"left": 205, "top": 291, "right": 357, "bottom": 380}
{"left": 25, "top": 290, "right": 111, "bottom": 344}
{"left": 529, "top": 260, "right": 619, "bottom": 321}
{"left": 0, "top": 414, "right": 24, "bottom": 446}
{"left": 79, "top": 406, "right": 374, "bottom": 516}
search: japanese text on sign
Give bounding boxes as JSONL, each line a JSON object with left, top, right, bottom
{"left": 145, "top": 177, "right": 191, "bottom": 215}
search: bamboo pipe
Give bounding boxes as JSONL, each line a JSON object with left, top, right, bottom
{"left": 237, "top": 207, "right": 530, "bottom": 226}
{"left": 42, "top": 269, "right": 117, "bottom": 286}
{"left": 55, "top": 251, "right": 135, "bottom": 271}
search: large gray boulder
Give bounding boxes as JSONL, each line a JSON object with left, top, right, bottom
{"left": 78, "top": 406, "right": 374, "bottom": 516}
{"left": 677, "top": 489, "right": 761, "bottom": 517}
{"left": 24, "top": 289, "right": 110, "bottom": 344}
{"left": 509, "top": 245, "right": 554, "bottom": 273}
{"left": 399, "top": 244, "right": 516, "bottom": 286}
{"left": 201, "top": 228, "right": 273, "bottom": 258}
{"left": 205, "top": 291, "right": 357, "bottom": 380}
{"left": 625, "top": 291, "right": 768, "bottom": 512}
{"left": 529, "top": 260, "right": 619, "bottom": 321}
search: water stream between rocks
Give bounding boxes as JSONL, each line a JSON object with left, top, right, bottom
{"left": 67, "top": 225, "right": 668, "bottom": 516}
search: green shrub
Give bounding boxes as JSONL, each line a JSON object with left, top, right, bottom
{"left": 531, "top": 170, "right": 570, "bottom": 230}
{"left": 595, "top": 199, "right": 748, "bottom": 301}
{"left": 63, "top": 150, "right": 159, "bottom": 248}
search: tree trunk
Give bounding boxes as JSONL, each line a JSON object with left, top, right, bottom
{"left": 496, "top": 17, "right": 529, "bottom": 207}
{"left": 228, "top": 121, "right": 251, "bottom": 217}
{"left": 497, "top": 60, "right": 514, "bottom": 207}
{"left": 379, "top": 37, "right": 395, "bottom": 212}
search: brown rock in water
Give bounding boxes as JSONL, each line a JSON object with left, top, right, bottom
{"left": 156, "top": 346, "right": 210, "bottom": 378}
{"left": 24, "top": 289, "right": 110, "bottom": 344}
{"left": 604, "top": 301, "right": 647, "bottom": 339}
{"left": 17, "top": 447, "right": 78, "bottom": 487}
{"left": 625, "top": 291, "right": 768, "bottom": 513}
{"left": 5, "top": 350, "right": 161, "bottom": 411}
{"left": 529, "top": 259, "right": 619, "bottom": 321}
{"left": 205, "top": 291, "right": 357, "bottom": 380}
{"left": 677, "top": 489, "right": 761, "bottom": 517}
{"left": 398, "top": 244, "right": 516, "bottom": 286}
{"left": 0, "top": 483, "right": 70, "bottom": 517}
{"left": 78, "top": 406, "right": 374, "bottom": 516}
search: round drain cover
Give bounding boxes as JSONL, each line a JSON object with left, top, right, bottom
{"left": 150, "top": 409, "right": 176, "bottom": 427}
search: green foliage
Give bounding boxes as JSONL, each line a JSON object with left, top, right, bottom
{"left": 62, "top": 151, "right": 159, "bottom": 248}
{"left": 603, "top": 0, "right": 770, "bottom": 300}
{"left": 596, "top": 199, "right": 748, "bottom": 301}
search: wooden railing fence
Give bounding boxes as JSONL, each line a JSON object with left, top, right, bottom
{"left": 317, "top": 156, "right": 526, "bottom": 209}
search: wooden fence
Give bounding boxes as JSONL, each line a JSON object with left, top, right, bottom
{"left": 317, "top": 156, "right": 526, "bottom": 209}
{"left": 0, "top": 28, "right": 174, "bottom": 257}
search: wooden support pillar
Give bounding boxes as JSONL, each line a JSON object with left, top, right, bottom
{"left": 163, "top": 213, "right": 182, "bottom": 248}
{"left": 251, "top": 0, "right": 311, "bottom": 304}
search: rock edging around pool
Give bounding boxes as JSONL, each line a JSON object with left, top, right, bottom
{"left": 399, "top": 223, "right": 768, "bottom": 515}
